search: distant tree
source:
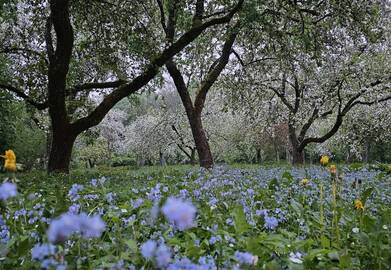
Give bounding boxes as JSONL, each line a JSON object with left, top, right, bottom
{"left": 225, "top": 0, "right": 391, "bottom": 164}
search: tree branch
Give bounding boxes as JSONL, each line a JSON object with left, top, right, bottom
{"left": 0, "top": 47, "right": 49, "bottom": 65}
{"left": 194, "top": 25, "right": 239, "bottom": 114}
{"left": 71, "top": 0, "right": 244, "bottom": 134}
{"left": 156, "top": 0, "right": 167, "bottom": 32}
{"left": 0, "top": 83, "right": 48, "bottom": 110}
{"left": 67, "top": 80, "right": 128, "bottom": 96}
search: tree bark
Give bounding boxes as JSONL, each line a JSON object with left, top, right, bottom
{"left": 159, "top": 151, "right": 166, "bottom": 166}
{"left": 289, "top": 124, "right": 305, "bottom": 165}
{"left": 256, "top": 148, "right": 262, "bottom": 164}
{"left": 291, "top": 146, "right": 304, "bottom": 165}
{"left": 190, "top": 148, "right": 196, "bottom": 165}
{"left": 189, "top": 113, "right": 213, "bottom": 168}
{"left": 48, "top": 127, "right": 76, "bottom": 173}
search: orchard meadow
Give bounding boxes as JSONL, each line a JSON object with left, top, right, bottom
{"left": 0, "top": 154, "right": 390, "bottom": 269}
{"left": 1, "top": 0, "right": 391, "bottom": 269}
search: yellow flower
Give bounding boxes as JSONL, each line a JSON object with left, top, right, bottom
{"left": 354, "top": 199, "right": 364, "bottom": 210}
{"left": 300, "top": 178, "right": 310, "bottom": 185}
{"left": 329, "top": 164, "right": 337, "bottom": 174}
{"left": 1, "top": 150, "right": 17, "bottom": 172}
{"left": 320, "top": 155, "right": 329, "bottom": 166}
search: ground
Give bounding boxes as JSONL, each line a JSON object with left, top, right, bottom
{"left": 1, "top": 164, "right": 390, "bottom": 269}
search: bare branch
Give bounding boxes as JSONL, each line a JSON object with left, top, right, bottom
{"left": 194, "top": 25, "right": 239, "bottom": 114}
{"left": 156, "top": 0, "right": 167, "bottom": 32}
{"left": 0, "top": 83, "right": 48, "bottom": 110}
{"left": 67, "top": 80, "right": 128, "bottom": 95}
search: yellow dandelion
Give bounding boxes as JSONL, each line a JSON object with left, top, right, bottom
{"left": 354, "top": 199, "right": 364, "bottom": 210}
{"left": 300, "top": 178, "right": 310, "bottom": 185}
{"left": 329, "top": 164, "right": 337, "bottom": 174}
{"left": 320, "top": 155, "right": 329, "bottom": 166}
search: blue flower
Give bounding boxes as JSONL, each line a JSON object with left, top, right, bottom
{"left": 106, "top": 192, "right": 116, "bottom": 204}
{"left": 234, "top": 251, "right": 258, "bottom": 265}
{"left": 47, "top": 213, "right": 105, "bottom": 243}
{"left": 41, "top": 258, "right": 59, "bottom": 269}
{"left": 131, "top": 198, "right": 144, "bottom": 209}
{"left": 155, "top": 243, "right": 171, "bottom": 268}
{"left": 90, "top": 178, "right": 97, "bottom": 187}
{"left": 14, "top": 209, "right": 27, "bottom": 220}
{"left": 141, "top": 240, "right": 157, "bottom": 259}
{"left": 209, "top": 235, "right": 222, "bottom": 245}
{"left": 179, "top": 189, "right": 189, "bottom": 198}
{"left": 78, "top": 213, "right": 106, "bottom": 238}
{"left": 264, "top": 216, "right": 278, "bottom": 230}
{"left": 68, "top": 204, "right": 80, "bottom": 214}
{"left": 0, "top": 182, "right": 17, "bottom": 200}
{"left": 148, "top": 184, "right": 162, "bottom": 201}
{"left": 31, "top": 243, "right": 56, "bottom": 260}
{"left": 255, "top": 209, "right": 268, "bottom": 217}
{"left": 68, "top": 184, "right": 84, "bottom": 202}
{"left": 0, "top": 217, "right": 10, "bottom": 244}
{"left": 162, "top": 197, "right": 196, "bottom": 231}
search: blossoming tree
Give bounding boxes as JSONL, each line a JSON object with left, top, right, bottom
{"left": 0, "top": 0, "right": 244, "bottom": 173}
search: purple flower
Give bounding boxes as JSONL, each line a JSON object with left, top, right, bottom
{"left": 255, "top": 209, "right": 268, "bottom": 217}
{"left": 148, "top": 184, "right": 161, "bottom": 202}
{"left": 247, "top": 189, "right": 255, "bottom": 196}
{"left": 179, "top": 189, "right": 189, "bottom": 198}
{"left": 162, "top": 197, "right": 196, "bottom": 231}
{"left": 209, "top": 235, "right": 222, "bottom": 245}
{"left": 14, "top": 209, "right": 27, "bottom": 220}
{"left": 141, "top": 240, "right": 157, "bottom": 259}
{"left": 47, "top": 213, "right": 105, "bottom": 243}
{"left": 84, "top": 194, "right": 99, "bottom": 200}
{"left": 208, "top": 198, "right": 218, "bottom": 208}
{"left": 264, "top": 216, "right": 278, "bottom": 230}
{"left": 68, "top": 184, "right": 84, "bottom": 202}
{"left": 31, "top": 243, "right": 56, "bottom": 260}
{"left": 131, "top": 198, "right": 144, "bottom": 209}
{"left": 106, "top": 192, "right": 115, "bottom": 204}
{"left": 0, "top": 182, "right": 17, "bottom": 200}
{"left": 90, "top": 178, "right": 97, "bottom": 187}
{"left": 68, "top": 204, "right": 80, "bottom": 214}
{"left": 40, "top": 258, "right": 59, "bottom": 269}
{"left": 0, "top": 217, "right": 10, "bottom": 244}
{"left": 155, "top": 243, "right": 172, "bottom": 268}
{"left": 234, "top": 251, "right": 258, "bottom": 265}
{"left": 78, "top": 213, "right": 106, "bottom": 238}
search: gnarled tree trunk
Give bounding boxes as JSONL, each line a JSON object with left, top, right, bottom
{"left": 291, "top": 146, "right": 304, "bottom": 165}
{"left": 288, "top": 124, "right": 305, "bottom": 165}
{"left": 48, "top": 127, "right": 76, "bottom": 173}
{"left": 188, "top": 113, "right": 213, "bottom": 168}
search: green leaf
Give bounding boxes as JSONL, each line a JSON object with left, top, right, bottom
{"left": 282, "top": 171, "right": 293, "bottom": 182}
{"left": 290, "top": 200, "right": 303, "bottom": 216}
{"left": 124, "top": 239, "right": 137, "bottom": 253}
{"left": 320, "top": 235, "right": 330, "bottom": 249}
{"left": 17, "top": 236, "right": 31, "bottom": 257}
{"left": 361, "top": 187, "right": 374, "bottom": 206}
{"left": 232, "top": 205, "right": 250, "bottom": 234}
{"left": 265, "top": 260, "right": 279, "bottom": 270}
{"left": 268, "top": 178, "right": 279, "bottom": 190}
{"left": 339, "top": 254, "right": 351, "bottom": 269}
